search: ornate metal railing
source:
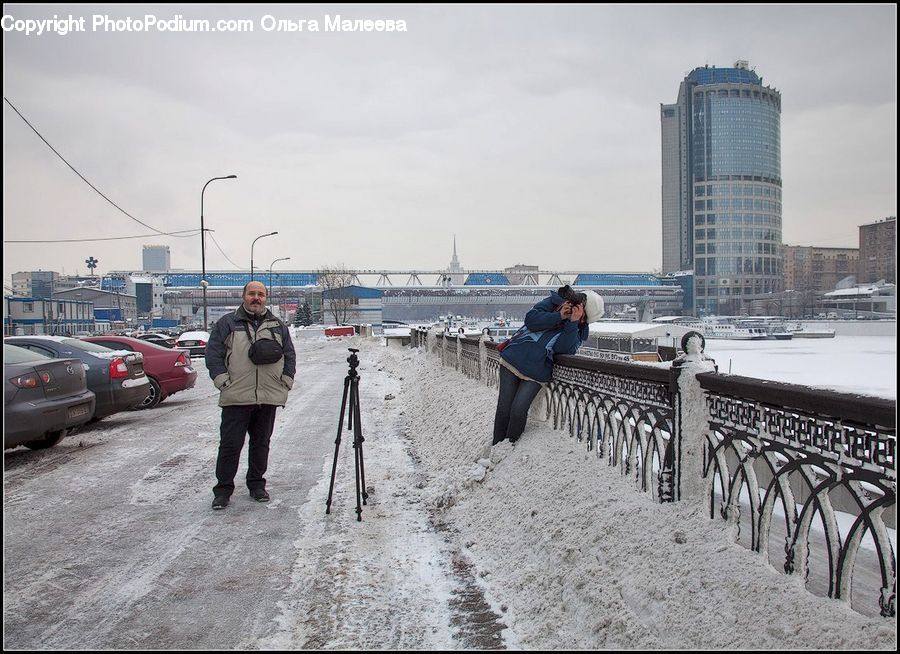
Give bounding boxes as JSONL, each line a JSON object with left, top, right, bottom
{"left": 428, "top": 330, "right": 681, "bottom": 502}
{"left": 460, "top": 338, "right": 481, "bottom": 380}
{"left": 483, "top": 341, "right": 501, "bottom": 389}
{"left": 412, "top": 327, "right": 896, "bottom": 617}
{"left": 550, "top": 355, "right": 680, "bottom": 502}
{"left": 411, "top": 329, "right": 427, "bottom": 349}
{"left": 696, "top": 373, "right": 896, "bottom": 617}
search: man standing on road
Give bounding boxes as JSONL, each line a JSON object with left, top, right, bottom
{"left": 205, "top": 281, "right": 296, "bottom": 510}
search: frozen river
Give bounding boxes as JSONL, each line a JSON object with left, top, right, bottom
{"left": 702, "top": 335, "right": 896, "bottom": 399}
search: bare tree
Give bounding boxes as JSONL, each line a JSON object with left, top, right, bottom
{"left": 317, "top": 265, "right": 355, "bottom": 325}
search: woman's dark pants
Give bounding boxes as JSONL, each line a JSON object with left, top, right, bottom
{"left": 493, "top": 366, "right": 543, "bottom": 445}
{"left": 214, "top": 404, "right": 278, "bottom": 497}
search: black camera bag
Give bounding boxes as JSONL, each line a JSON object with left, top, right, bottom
{"left": 245, "top": 323, "right": 284, "bottom": 365}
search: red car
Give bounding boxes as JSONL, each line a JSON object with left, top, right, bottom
{"left": 82, "top": 336, "right": 197, "bottom": 409}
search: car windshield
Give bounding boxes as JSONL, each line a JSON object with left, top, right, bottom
{"left": 60, "top": 338, "right": 116, "bottom": 353}
{"left": 4, "top": 343, "right": 52, "bottom": 363}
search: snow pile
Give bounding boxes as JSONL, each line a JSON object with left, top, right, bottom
{"left": 378, "top": 344, "right": 897, "bottom": 649}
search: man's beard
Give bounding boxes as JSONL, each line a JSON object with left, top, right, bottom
{"left": 245, "top": 302, "right": 265, "bottom": 314}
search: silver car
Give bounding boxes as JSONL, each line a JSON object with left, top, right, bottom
{"left": 4, "top": 344, "right": 96, "bottom": 450}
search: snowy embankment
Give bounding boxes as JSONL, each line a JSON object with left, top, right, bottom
{"left": 3, "top": 336, "right": 894, "bottom": 650}
{"left": 381, "top": 342, "right": 896, "bottom": 649}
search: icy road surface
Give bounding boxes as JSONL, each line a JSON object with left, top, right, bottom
{"left": 3, "top": 337, "right": 895, "bottom": 649}
{"left": 5, "top": 339, "right": 496, "bottom": 650}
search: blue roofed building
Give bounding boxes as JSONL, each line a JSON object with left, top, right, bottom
{"left": 164, "top": 272, "right": 319, "bottom": 288}
{"left": 574, "top": 274, "right": 662, "bottom": 287}
{"left": 465, "top": 273, "right": 510, "bottom": 286}
{"left": 103, "top": 269, "right": 684, "bottom": 325}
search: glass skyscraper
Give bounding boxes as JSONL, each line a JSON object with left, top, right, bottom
{"left": 661, "top": 61, "right": 783, "bottom": 316}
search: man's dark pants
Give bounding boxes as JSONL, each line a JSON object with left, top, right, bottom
{"left": 214, "top": 404, "right": 278, "bottom": 497}
{"left": 493, "top": 366, "right": 543, "bottom": 445}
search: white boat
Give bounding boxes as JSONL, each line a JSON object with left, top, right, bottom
{"left": 481, "top": 325, "right": 522, "bottom": 342}
{"left": 652, "top": 316, "right": 704, "bottom": 331}
{"left": 737, "top": 317, "right": 794, "bottom": 341}
{"left": 702, "top": 317, "right": 768, "bottom": 340}
{"left": 788, "top": 324, "right": 836, "bottom": 339}
{"left": 586, "top": 322, "right": 694, "bottom": 362}
{"left": 444, "top": 324, "right": 484, "bottom": 337}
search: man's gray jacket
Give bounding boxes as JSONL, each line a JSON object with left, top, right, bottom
{"left": 205, "top": 306, "right": 296, "bottom": 407}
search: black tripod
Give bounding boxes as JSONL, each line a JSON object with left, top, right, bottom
{"left": 326, "top": 348, "right": 368, "bottom": 521}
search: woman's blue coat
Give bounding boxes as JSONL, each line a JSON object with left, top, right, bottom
{"left": 499, "top": 291, "right": 589, "bottom": 383}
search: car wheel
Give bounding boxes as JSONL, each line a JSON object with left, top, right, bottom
{"left": 24, "top": 429, "right": 66, "bottom": 450}
{"left": 132, "top": 377, "right": 162, "bottom": 410}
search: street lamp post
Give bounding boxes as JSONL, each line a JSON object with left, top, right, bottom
{"left": 201, "top": 174, "right": 237, "bottom": 330}
{"left": 268, "top": 257, "right": 291, "bottom": 292}
{"left": 250, "top": 232, "right": 278, "bottom": 282}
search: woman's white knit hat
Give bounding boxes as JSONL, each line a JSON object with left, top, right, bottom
{"left": 583, "top": 291, "right": 604, "bottom": 323}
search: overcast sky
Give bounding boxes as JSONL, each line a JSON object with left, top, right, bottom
{"left": 2, "top": 4, "right": 897, "bottom": 284}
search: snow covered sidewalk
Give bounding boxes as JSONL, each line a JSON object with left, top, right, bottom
{"left": 258, "top": 339, "right": 506, "bottom": 649}
{"left": 385, "top": 342, "right": 896, "bottom": 650}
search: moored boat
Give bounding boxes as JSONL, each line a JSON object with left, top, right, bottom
{"left": 789, "top": 326, "right": 836, "bottom": 339}
{"left": 702, "top": 317, "right": 768, "bottom": 340}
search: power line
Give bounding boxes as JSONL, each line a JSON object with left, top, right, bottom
{"left": 207, "top": 232, "right": 242, "bottom": 269}
{"left": 3, "top": 95, "right": 196, "bottom": 238}
{"left": 4, "top": 229, "right": 201, "bottom": 244}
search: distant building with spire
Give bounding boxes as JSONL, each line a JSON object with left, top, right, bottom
{"left": 447, "top": 236, "right": 466, "bottom": 285}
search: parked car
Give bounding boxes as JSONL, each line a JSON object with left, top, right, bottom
{"left": 175, "top": 330, "right": 211, "bottom": 357}
{"left": 135, "top": 332, "right": 178, "bottom": 348}
{"left": 4, "top": 344, "right": 96, "bottom": 450}
{"left": 82, "top": 335, "right": 197, "bottom": 409}
{"left": 5, "top": 336, "right": 150, "bottom": 420}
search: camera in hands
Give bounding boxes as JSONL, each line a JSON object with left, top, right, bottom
{"left": 557, "top": 284, "right": 587, "bottom": 307}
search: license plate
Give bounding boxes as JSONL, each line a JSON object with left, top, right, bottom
{"left": 68, "top": 404, "right": 90, "bottom": 419}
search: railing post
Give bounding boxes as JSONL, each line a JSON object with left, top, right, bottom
{"left": 671, "top": 332, "right": 718, "bottom": 503}
{"left": 478, "top": 334, "right": 488, "bottom": 383}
